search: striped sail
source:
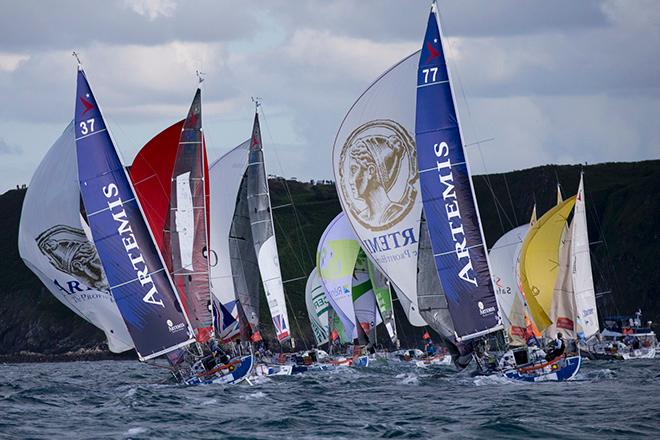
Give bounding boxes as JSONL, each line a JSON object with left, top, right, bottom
{"left": 305, "top": 267, "right": 330, "bottom": 346}
{"left": 74, "top": 68, "right": 194, "bottom": 360}
{"left": 414, "top": 3, "right": 501, "bottom": 340}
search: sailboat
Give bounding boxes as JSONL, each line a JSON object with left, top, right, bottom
{"left": 71, "top": 61, "right": 253, "bottom": 384}
{"left": 206, "top": 104, "right": 291, "bottom": 349}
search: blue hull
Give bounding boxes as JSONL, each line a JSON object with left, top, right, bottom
{"left": 503, "top": 356, "right": 581, "bottom": 382}
{"left": 184, "top": 355, "right": 255, "bottom": 386}
{"left": 352, "top": 355, "right": 369, "bottom": 368}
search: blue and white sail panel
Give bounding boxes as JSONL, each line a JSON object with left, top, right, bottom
{"left": 414, "top": 6, "right": 500, "bottom": 340}
{"left": 74, "top": 69, "right": 194, "bottom": 360}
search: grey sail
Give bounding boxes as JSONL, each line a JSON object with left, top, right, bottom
{"left": 417, "top": 215, "right": 471, "bottom": 368}
{"left": 247, "top": 113, "right": 291, "bottom": 342}
{"left": 230, "top": 173, "right": 261, "bottom": 338}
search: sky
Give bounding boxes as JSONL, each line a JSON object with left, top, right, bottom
{"left": 1, "top": 0, "right": 659, "bottom": 192}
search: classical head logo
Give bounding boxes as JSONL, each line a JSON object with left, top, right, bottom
{"left": 338, "top": 119, "right": 417, "bottom": 232}
{"left": 36, "top": 225, "right": 109, "bottom": 292}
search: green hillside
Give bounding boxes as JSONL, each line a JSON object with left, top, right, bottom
{"left": 1, "top": 159, "right": 658, "bottom": 358}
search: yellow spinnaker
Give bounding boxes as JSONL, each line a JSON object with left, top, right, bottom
{"left": 519, "top": 196, "right": 576, "bottom": 332}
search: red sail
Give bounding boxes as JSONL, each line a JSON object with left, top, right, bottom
{"left": 130, "top": 119, "right": 184, "bottom": 260}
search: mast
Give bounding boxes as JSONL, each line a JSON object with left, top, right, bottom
{"left": 247, "top": 99, "right": 291, "bottom": 342}
{"left": 414, "top": 2, "right": 502, "bottom": 341}
{"left": 73, "top": 61, "right": 195, "bottom": 360}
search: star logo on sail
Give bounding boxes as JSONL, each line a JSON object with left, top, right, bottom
{"left": 425, "top": 40, "right": 441, "bottom": 63}
{"left": 80, "top": 96, "right": 94, "bottom": 115}
{"left": 338, "top": 119, "right": 418, "bottom": 232}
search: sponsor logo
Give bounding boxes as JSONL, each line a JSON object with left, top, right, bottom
{"left": 36, "top": 225, "right": 110, "bottom": 292}
{"left": 103, "top": 183, "right": 165, "bottom": 308}
{"left": 478, "top": 301, "right": 496, "bottom": 317}
{"left": 167, "top": 319, "right": 186, "bottom": 333}
{"left": 432, "top": 141, "right": 478, "bottom": 286}
{"left": 338, "top": 119, "right": 417, "bottom": 232}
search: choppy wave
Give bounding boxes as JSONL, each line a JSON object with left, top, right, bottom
{"left": 0, "top": 358, "right": 658, "bottom": 438}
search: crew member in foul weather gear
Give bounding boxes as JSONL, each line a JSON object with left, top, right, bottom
{"left": 545, "top": 332, "right": 565, "bottom": 360}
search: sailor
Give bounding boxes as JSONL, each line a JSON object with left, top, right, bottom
{"left": 545, "top": 332, "right": 565, "bottom": 360}
{"left": 425, "top": 339, "right": 436, "bottom": 356}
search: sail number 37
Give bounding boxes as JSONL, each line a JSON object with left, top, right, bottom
{"left": 80, "top": 118, "right": 95, "bottom": 135}
{"left": 422, "top": 67, "right": 438, "bottom": 84}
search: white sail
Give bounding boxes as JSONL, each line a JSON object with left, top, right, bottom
{"left": 571, "top": 174, "right": 599, "bottom": 338}
{"left": 548, "top": 224, "right": 578, "bottom": 339}
{"left": 208, "top": 140, "right": 250, "bottom": 330}
{"left": 489, "top": 225, "right": 529, "bottom": 334}
{"left": 332, "top": 51, "right": 426, "bottom": 327}
{"left": 18, "top": 123, "right": 133, "bottom": 353}
{"left": 317, "top": 213, "right": 360, "bottom": 340}
{"left": 305, "top": 267, "right": 330, "bottom": 346}
{"left": 352, "top": 251, "right": 382, "bottom": 340}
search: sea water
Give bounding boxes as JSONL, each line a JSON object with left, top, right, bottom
{"left": 0, "top": 358, "right": 658, "bottom": 439}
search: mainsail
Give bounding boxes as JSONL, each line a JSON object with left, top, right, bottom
{"left": 414, "top": 3, "right": 501, "bottom": 340}
{"left": 571, "top": 174, "right": 599, "bottom": 338}
{"left": 18, "top": 123, "right": 133, "bottom": 353}
{"left": 207, "top": 140, "right": 251, "bottom": 341}
{"left": 332, "top": 50, "right": 426, "bottom": 328}
{"left": 247, "top": 113, "right": 291, "bottom": 342}
{"left": 519, "top": 196, "right": 576, "bottom": 332}
{"left": 166, "top": 89, "right": 213, "bottom": 342}
{"left": 74, "top": 67, "right": 194, "bottom": 360}
{"left": 305, "top": 267, "right": 330, "bottom": 346}
{"left": 317, "top": 212, "right": 360, "bottom": 341}
{"left": 366, "top": 258, "right": 398, "bottom": 345}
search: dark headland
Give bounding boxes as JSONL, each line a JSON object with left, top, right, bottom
{"left": 1, "top": 160, "right": 658, "bottom": 362}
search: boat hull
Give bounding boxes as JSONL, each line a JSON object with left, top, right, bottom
{"left": 503, "top": 355, "right": 581, "bottom": 382}
{"left": 184, "top": 355, "right": 255, "bottom": 385}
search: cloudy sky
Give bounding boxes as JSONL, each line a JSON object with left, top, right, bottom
{"left": 1, "top": 0, "right": 659, "bottom": 192}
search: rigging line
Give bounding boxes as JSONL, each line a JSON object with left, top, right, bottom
{"left": 284, "top": 291, "right": 309, "bottom": 350}
{"left": 257, "top": 104, "right": 316, "bottom": 267}
{"left": 442, "top": 27, "right": 514, "bottom": 236}
{"left": 272, "top": 212, "right": 308, "bottom": 279}
{"left": 503, "top": 173, "right": 519, "bottom": 226}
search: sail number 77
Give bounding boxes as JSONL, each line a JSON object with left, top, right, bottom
{"left": 80, "top": 118, "right": 95, "bottom": 135}
{"left": 422, "top": 67, "right": 438, "bottom": 84}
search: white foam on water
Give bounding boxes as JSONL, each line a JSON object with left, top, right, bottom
{"left": 240, "top": 391, "right": 266, "bottom": 400}
{"left": 125, "top": 387, "right": 137, "bottom": 397}
{"left": 201, "top": 398, "right": 218, "bottom": 406}
{"left": 396, "top": 373, "right": 419, "bottom": 385}
{"left": 125, "top": 427, "right": 147, "bottom": 436}
{"left": 472, "top": 374, "right": 518, "bottom": 387}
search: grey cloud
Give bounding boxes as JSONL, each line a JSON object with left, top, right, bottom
{"left": 0, "top": 137, "right": 21, "bottom": 155}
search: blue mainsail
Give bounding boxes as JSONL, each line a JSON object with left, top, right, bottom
{"left": 414, "top": 4, "right": 501, "bottom": 340}
{"left": 74, "top": 68, "right": 195, "bottom": 360}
